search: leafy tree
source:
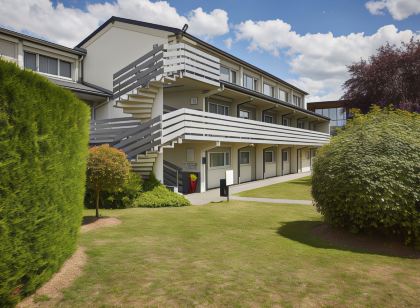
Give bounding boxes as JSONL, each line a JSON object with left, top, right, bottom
{"left": 86, "top": 144, "right": 131, "bottom": 217}
{"left": 312, "top": 107, "right": 420, "bottom": 245}
{"left": 343, "top": 39, "right": 420, "bottom": 113}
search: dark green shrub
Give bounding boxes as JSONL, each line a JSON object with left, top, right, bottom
{"left": 134, "top": 185, "right": 191, "bottom": 208}
{"left": 0, "top": 60, "right": 89, "bottom": 306}
{"left": 312, "top": 107, "right": 420, "bottom": 244}
{"left": 142, "top": 173, "right": 161, "bottom": 191}
{"left": 85, "top": 171, "right": 142, "bottom": 209}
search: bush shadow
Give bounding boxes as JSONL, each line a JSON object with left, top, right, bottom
{"left": 277, "top": 220, "right": 420, "bottom": 259}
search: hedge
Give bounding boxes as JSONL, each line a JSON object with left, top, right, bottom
{"left": 0, "top": 60, "right": 90, "bottom": 306}
{"left": 312, "top": 107, "right": 420, "bottom": 244}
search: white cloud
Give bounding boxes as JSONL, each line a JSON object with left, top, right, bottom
{"left": 235, "top": 19, "right": 418, "bottom": 101}
{"left": 0, "top": 0, "right": 229, "bottom": 47}
{"left": 224, "top": 38, "right": 233, "bottom": 49}
{"left": 365, "top": 0, "right": 420, "bottom": 20}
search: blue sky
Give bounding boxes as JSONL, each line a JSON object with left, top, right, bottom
{"left": 2, "top": 0, "right": 419, "bottom": 100}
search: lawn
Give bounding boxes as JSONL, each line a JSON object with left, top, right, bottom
{"left": 236, "top": 176, "right": 312, "bottom": 200}
{"left": 59, "top": 202, "right": 420, "bottom": 307}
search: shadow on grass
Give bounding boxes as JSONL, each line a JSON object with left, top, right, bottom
{"left": 277, "top": 220, "right": 420, "bottom": 259}
{"left": 82, "top": 216, "right": 111, "bottom": 225}
{"left": 289, "top": 177, "right": 312, "bottom": 187}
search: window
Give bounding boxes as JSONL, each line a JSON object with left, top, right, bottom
{"left": 293, "top": 95, "right": 302, "bottom": 107}
{"left": 263, "top": 83, "right": 274, "bottom": 97}
{"left": 305, "top": 150, "right": 310, "bottom": 160}
{"left": 24, "top": 52, "right": 36, "bottom": 70}
{"left": 239, "top": 151, "right": 250, "bottom": 164}
{"left": 282, "top": 118, "right": 289, "bottom": 126}
{"left": 220, "top": 66, "right": 237, "bottom": 83}
{"left": 39, "top": 55, "right": 58, "bottom": 75}
{"left": 239, "top": 110, "right": 250, "bottom": 119}
{"left": 278, "top": 89, "right": 289, "bottom": 102}
{"left": 297, "top": 121, "right": 305, "bottom": 129}
{"left": 209, "top": 152, "right": 230, "bottom": 168}
{"left": 243, "top": 74, "right": 258, "bottom": 91}
{"left": 186, "top": 148, "right": 195, "bottom": 162}
{"left": 209, "top": 102, "right": 229, "bottom": 116}
{"left": 24, "top": 51, "right": 72, "bottom": 78}
{"left": 59, "top": 60, "right": 71, "bottom": 78}
{"left": 264, "top": 150, "right": 274, "bottom": 163}
{"left": 282, "top": 151, "right": 288, "bottom": 161}
{"left": 264, "top": 115, "right": 273, "bottom": 123}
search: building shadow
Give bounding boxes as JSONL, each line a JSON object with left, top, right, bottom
{"left": 277, "top": 220, "right": 420, "bottom": 259}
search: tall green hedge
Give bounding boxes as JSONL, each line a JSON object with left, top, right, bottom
{"left": 0, "top": 60, "right": 89, "bottom": 306}
{"left": 312, "top": 108, "right": 420, "bottom": 244}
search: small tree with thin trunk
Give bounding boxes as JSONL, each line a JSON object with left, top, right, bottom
{"left": 86, "top": 144, "right": 131, "bottom": 217}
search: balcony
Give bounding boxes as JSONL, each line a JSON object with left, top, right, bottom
{"left": 113, "top": 43, "right": 220, "bottom": 98}
{"left": 161, "top": 108, "right": 330, "bottom": 146}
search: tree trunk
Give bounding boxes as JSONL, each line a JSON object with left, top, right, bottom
{"left": 95, "top": 189, "right": 100, "bottom": 218}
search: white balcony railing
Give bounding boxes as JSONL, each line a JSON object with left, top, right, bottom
{"left": 162, "top": 108, "right": 330, "bottom": 146}
{"left": 163, "top": 43, "right": 220, "bottom": 86}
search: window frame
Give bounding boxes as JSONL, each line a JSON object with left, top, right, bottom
{"left": 282, "top": 151, "right": 288, "bottom": 161}
{"left": 239, "top": 109, "right": 250, "bottom": 119}
{"left": 264, "top": 150, "right": 275, "bottom": 163}
{"left": 208, "top": 102, "right": 229, "bottom": 116}
{"left": 282, "top": 117, "right": 290, "bottom": 126}
{"left": 209, "top": 151, "right": 231, "bottom": 169}
{"left": 220, "top": 65, "right": 237, "bottom": 83}
{"left": 278, "top": 89, "right": 289, "bottom": 102}
{"left": 263, "top": 83, "right": 275, "bottom": 97}
{"left": 239, "top": 151, "right": 250, "bottom": 165}
{"left": 243, "top": 74, "right": 258, "bottom": 91}
{"left": 264, "top": 114, "right": 274, "bottom": 123}
{"left": 297, "top": 121, "right": 305, "bottom": 129}
{"left": 23, "top": 50, "right": 72, "bottom": 80}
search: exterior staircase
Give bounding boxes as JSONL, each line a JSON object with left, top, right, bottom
{"left": 130, "top": 151, "right": 159, "bottom": 179}
{"left": 115, "top": 83, "right": 160, "bottom": 122}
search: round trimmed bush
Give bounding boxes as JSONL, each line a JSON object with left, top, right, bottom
{"left": 312, "top": 108, "right": 420, "bottom": 244}
{"left": 0, "top": 60, "right": 89, "bottom": 306}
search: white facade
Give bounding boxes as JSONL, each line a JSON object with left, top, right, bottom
{"left": 0, "top": 18, "right": 330, "bottom": 193}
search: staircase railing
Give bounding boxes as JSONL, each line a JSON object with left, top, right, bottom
{"left": 113, "top": 44, "right": 165, "bottom": 99}
{"left": 90, "top": 116, "right": 162, "bottom": 159}
{"left": 163, "top": 160, "right": 183, "bottom": 192}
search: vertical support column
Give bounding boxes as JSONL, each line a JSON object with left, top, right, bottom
{"left": 153, "top": 152, "right": 164, "bottom": 183}
{"left": 231, "top": 144, "right": 242, "bottom": 185}
{"left": 255, "top": 144, "right": 264, "bottom": 180}
{"left": 151, "top": 86, "right": 163, "bottom": 118}
{"left": 276, "top": 145, "right": 283, "bottom": 176}
{"left": 200, "top": 149, "right": 207, "bottom": 192}
{"left": 290, "top": 146, "right": 298, "bottom": 174}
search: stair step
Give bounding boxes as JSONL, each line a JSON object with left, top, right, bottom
{"left": 130, "top": 114, "right": 152, "bottom": 119}
{"left": 139, "top": 86, "right": 159, "bottom": 94}
{"left": 126, "top": 96, "right": 154, "bottom": 104}
{"left": 134, "top": 157, "right": 156, "bottom": 163}
{"left": 121, "top": 108, "right": 152, "bottom": 114}
{"left": 131, "top": 161, "right": 154, "bottom": 167}
{"left": 129, "top": 92, "right": 156, "bottom": 99}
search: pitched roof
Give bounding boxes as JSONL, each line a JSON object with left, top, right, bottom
{"left": 76, "top": 16, "right": 308, "bottom": 95}
{"left": 0, "top": 27, "right": 86, "bottom": 56}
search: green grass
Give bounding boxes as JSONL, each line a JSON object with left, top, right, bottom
{"left": 58, "top": 202, "right": 420, "bottom": 307}
{"left": 237, "top": 176, "right": 313, "bottom": 200}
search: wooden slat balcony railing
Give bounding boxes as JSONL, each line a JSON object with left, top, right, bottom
{"left": 161, "top": 109, "right": 330, "bottom": 146}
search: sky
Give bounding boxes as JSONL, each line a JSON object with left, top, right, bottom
{"left": 0, "top": 0, "right": 419, "bottom": 101}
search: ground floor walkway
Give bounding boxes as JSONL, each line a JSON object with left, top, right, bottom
{"left": 186, "top": 172, "right": 311, "bottom": 205}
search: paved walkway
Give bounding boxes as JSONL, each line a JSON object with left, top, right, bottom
{"left": 186, "top": 172, "right": 312, "bottom": 205}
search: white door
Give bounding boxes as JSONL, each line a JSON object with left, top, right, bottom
{"left": 264, "top": 150, "right": 277, "bottom": 178}
{"left": 239, "top": 150, "right": 252, "bottom": 183}
{"left": 207, "top": 151, "right": 231, "bottom": 189}
{"left": 282, "top": 149, "right": 290, "bottom": 175}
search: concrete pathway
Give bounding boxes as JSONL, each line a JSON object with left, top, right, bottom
{"left": 186, "top": 172, "right": 312, "bottom": 205}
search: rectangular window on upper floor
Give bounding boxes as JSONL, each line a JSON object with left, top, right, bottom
{"left": 293, "top": 95, "right": 303, "bottom": 108}
{"left": 24, "top": 51, "right": 72, "bottom": 79}
{"left": 263, "top": 83, "right": 275, "bottom": 97}
{"left": 282, "top": 117, "right": 290, "bottom": 126}
{"left": 209, "top": 102, "right": 229, "bottom": 116}
{"left": 297, "top": 121, "right": 305, "bottom": 129}
{"left": 220, "top": 66, "right": 237, "bottom": 83}
{"left": 278, "top": 89, "right": 289, "bottom": 102}
{"left": 239, "top": 110, "right": 250, "bottom": 119}
{"left": 243, "top": 74, "right": 258, "bottom": 91}
{"left": 264, "top": 115, "right": 274, "bottom": 123}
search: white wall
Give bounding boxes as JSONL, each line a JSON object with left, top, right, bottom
{"left": 82, "top": 22, "right": 170, "bottom": 119}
